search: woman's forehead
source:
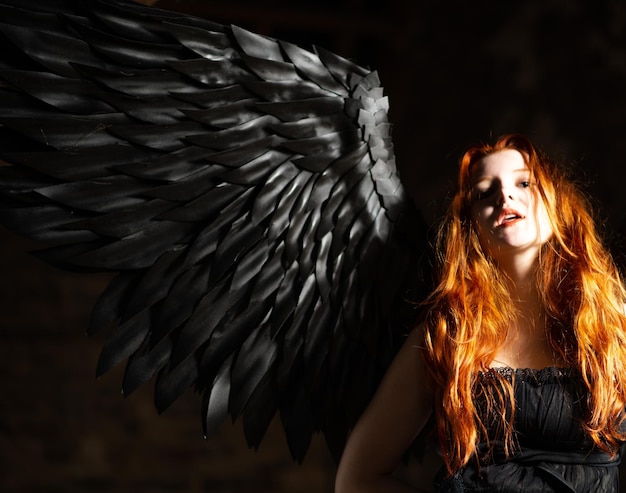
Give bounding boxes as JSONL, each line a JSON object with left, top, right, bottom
{"left": 469, "top": 149, "right": 528, "bottom": 179}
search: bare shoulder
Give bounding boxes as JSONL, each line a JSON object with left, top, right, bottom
{"left": 335, "top": 325, "right": 434, "bottom": 492}
{"left": 399, "top": 324, "right": 428, "bottom": 368}
{"left": 386, "top": 324, "right": 433, "bottom": 399}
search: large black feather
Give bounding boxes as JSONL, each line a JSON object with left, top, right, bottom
{"left": 0, "top": 0, "right": 429, "bottom": 462}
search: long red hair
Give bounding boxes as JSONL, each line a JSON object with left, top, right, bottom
{"left": 423, "top": 134, "right": 626, "bottom": 472}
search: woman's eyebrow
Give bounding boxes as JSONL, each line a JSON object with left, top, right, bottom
{"left": 471, "top": 168, "right": 530, "bottom": 186}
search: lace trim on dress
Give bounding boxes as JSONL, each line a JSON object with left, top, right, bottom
{"left": 478, "top": 366, "right": 578, "bottom": 386}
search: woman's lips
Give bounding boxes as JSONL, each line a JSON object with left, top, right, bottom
{"left": 497, "top": 209, "right": 525, "bottom": 227}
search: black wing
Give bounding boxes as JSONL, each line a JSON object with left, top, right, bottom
{"left": 0, "top": 0, "right": 429, "bottom": 461}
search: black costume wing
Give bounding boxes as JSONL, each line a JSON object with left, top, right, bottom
{"left": 0, "top": 0, "right": 429, "bottom": 461}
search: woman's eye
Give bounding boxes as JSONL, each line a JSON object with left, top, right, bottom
{"left": 519, "top": 181, "right": 530, "bottom": 188}
{"left": 474, "top": 188, "right": 493, "bottom": 200}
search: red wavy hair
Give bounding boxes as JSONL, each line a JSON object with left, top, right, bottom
{"left": 423, "top": 134, "right": 626, "bottom": 473}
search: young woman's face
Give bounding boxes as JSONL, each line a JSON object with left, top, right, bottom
{"left": 469, "top": 149, "right": 553, "bottom": 262}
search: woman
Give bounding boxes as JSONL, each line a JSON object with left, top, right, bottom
{"left": 335, "top": 134, "right": 626, "bottom": 492}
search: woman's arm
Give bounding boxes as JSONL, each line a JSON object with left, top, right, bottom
{"left": 335, "top": 327, "right": 434, "bottom": 493}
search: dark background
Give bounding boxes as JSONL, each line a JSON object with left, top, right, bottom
{"left": 2, "top": 0, "right": 626, "bottom": 492}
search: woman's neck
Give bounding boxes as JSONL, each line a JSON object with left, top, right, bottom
{"left": 495, "top": 246, "right": 540, "bottom": 287}
{"left": 491, "top": 255, "right": 557, "bottom": 369}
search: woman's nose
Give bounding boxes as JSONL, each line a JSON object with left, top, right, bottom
{"left": 497, "top": 187, "right": 515, "bottom": 204}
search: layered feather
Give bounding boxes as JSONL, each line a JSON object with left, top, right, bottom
{"left": 0, "top": 0, "right": 428, "bottom": 461}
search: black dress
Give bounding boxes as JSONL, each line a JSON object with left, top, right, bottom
{"left": 434, "top": 367, "right": 622, "bottom": 492}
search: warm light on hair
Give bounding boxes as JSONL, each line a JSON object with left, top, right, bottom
{"left": 422, "top": 134, "right": 626, "bottom": 473}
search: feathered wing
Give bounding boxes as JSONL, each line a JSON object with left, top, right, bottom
{"left": 0, "top": 0, "right": 430, "bottom": 461}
